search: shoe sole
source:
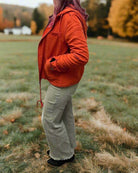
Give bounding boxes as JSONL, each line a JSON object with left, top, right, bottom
{"left": 47, "top": 156, "right": 75, "bottom": 167}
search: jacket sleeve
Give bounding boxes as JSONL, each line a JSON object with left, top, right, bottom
{"left": 49, "top": 13, "right": 89, "bottom": 72}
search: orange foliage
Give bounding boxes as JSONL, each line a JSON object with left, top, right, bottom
{"left": 0, "top": 6, "right": 14, "bottom": 31}
{"left": 0, "top": 6, "right": 3, "bottom": 30}
{"left": 0, "top": 6, "right": 3, "bottom": 23}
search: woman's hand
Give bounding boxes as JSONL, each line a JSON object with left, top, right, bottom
{"left": 45, "top": 58, "right": 56, "bottom": 72}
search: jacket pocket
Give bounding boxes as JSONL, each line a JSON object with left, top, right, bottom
{"left": 44, "top": 60, "right": 57, "bottom": 81}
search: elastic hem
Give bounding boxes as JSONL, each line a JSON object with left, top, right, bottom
{"left": 49, "top": 153, "right": 74, "bottom": 161}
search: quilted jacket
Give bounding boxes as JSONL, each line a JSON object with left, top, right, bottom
{"left": 37, "top": 5, "right": 89, "bottom": 107}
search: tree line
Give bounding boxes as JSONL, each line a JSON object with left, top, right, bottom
{"left": 28, "top": 0, "right": 138, "bottom": 40}
{"left": 0, "top": 0, "right": 137, "bottom": 40}
{"left": 82, "top": 0, "right": 138, "bottom": 39}
{"left": 0, "top": 4, "right": 33, "bottom": 31}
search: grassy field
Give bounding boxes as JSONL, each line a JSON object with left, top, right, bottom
{"left": 0, "top": 34, "right": 138, "bottom": 173}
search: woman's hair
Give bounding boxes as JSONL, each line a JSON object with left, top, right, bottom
{"left": 54, "top": 0, "right": 88, "bottom": 20}
{"left": 49, "top": 0, "right": 88, "bottom": 27}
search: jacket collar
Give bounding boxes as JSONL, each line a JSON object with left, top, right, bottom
{"left": 56, "top": 5, "right": 84, "bottom": 20}
{"left": 40, "top": 6, "right": 87, "bottom": 43}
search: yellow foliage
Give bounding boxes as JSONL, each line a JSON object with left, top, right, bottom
{"left": 38, "top": 3, "right": 54, "bottom": 26}
{"left": 108, "top": 0, "right": 138, "bottom": 37}
{"left": 31, "top": 20, "right": 37, "bottom": 35}
{"left": 16, "top": 19, "right": 21, "bottom": 27}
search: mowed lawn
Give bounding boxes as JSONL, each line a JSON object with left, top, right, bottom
{"left": 0, "top": 35, "right": 137, "bottom": 173}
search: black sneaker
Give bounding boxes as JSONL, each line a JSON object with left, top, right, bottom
{"left": 47, "top": 154, "right": 75, "bottom": 166}
{"left": 47, "top": 150, "right": 50, "bottom": 156}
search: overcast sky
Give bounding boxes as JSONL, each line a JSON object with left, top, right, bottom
{"left": 0, "top": 0, "right": 106, "bottom": 8}
{"left": 0, "top": 0, "right": 53, "bottom": 8}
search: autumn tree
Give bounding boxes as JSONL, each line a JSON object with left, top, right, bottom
{"left": 0, "top": 6, "right": 3, "bottom": 22}
{"left": 16, "top": 19, "right": 21, "bottom": 27}
{"left": 21, "top": 11, "right": 32, "bottom": 27}
{"left": 82, "top": 0, "right": 111, "bottom": 36}
{"left": 0, "top": 6, "right": 3, "bottom": 31}
{"left": 31, "top": 20, "right": 37, "bottom": 35}
{"left": 3, "top": 18, "right": 14, "bottom": 28}
{"left": 108, "top": 0, "right": 138, "bottom": 38}
{"left": 38, "top": 3, "right": 53, "bottom": 25}
{"left": 0, "top": 6, "right": 14, "bottom": 31}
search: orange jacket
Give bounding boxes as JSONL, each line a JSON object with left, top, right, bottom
{"left": 37, "top": 6, "right": 89, "bottom": 107}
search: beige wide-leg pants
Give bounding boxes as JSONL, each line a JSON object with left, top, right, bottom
{"left": 41, "top": 83, "right": 78, "bottom": 160}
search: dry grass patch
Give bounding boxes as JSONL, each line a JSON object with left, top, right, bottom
{"left": 75, "top": 141, "right": 83, "bottom": 151}
{"left": 95, "top": 151, "right": 138, "bottom": 173}
{"left": 4, "top": 143, "right": 48, "bottom": 161}
{"left": 4, "top": 92, "right": 32, "bottom": 101}
{"left": 23, "top": 157, "right": 50, "bottom": 173}
{"left": 75, "top": 156, "right": 103, "bottom": 173}
{"left": 76, "top": 98, "right": 137, "bottom": 148}
{"left": 80, "top": 97, "right": 100, "bottom": 112}
{"left": 75, "top": 97, "right": 138, "bottom": 172}
{"left": 89, "top": 108, "right": 137, "bottom": 147}
{"left": 0, "top": 108, "right": 22, "bottom": 126}
{"left": 23, "top": 143, "right": 52, "bottom": 173}
{"left": 3, "top": 143, "right": 51, "bottom": 173}
{"left": 0, "top": 119, "right": 8, "bottom": 126}
{"left": 32, "top": 116, "right": 42, "bottom": 129}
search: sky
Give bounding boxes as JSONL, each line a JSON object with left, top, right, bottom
{"left": 0, "top": 0, "right": 106, "bottom": 8}
{"left": 0, "top": 0, "right": 53, "bottom": 8}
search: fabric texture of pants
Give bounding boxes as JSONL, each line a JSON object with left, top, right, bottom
{"left": 41, "top": 83, "right": 78, "bottom": 160}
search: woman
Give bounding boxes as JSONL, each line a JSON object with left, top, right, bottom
{"left": 37, "top": 0, "right": 89, "bottom": 166}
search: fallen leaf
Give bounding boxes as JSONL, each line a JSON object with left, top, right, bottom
{"left": 132, "top": 59, "right": 138, "bottom": 62}
{"left": 3, "top": 130, "right": 8, "bottom": 135}
{"left": 41, "top": 165, "right": 45, "bottom": 171}
{"left": 118, "top": 60, "right": 122, "bottom": 63}
{"left": 28, "top": 128, "right": 36, "bottom": 132}
{"left": 91, "top": 89, "right": 97, "bottom": 93}
{"left": 4, "top": 144, "right": 10, "bottom": 149}
{"left": 34, "top": 153, "right": 40, "bottom": 159}
{"left": 10, "top": 119, "right": 15, "bottom": 123}
{"left": 59, "top": 170, "right": 64, "bottom": 173}
{"left": 123, "top": 96, "right": 128, "bottom": 104}
{"left": 38, "top": 115, "right": 41, "bottom": 122}
{"left": 123, "top": 128, "right": 126, "bottom": 131}
{"left": 0, "top": 119, "right": 6, "bottom": 126}
{"left": 100, "top": 143, "right": 106, "bottom": 150}
{"left": 89, "top": 52, "right": 96, "bottom": 55}
{"left": 75, "top": 141, "right": 82, "bottom": 151}
{"left": 6, "top": 99, "right": 13, "bottom": 103}
{"left": 94, "top": 67, "right": 98, "bottom": 71}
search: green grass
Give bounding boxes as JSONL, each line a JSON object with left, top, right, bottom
{"left": 77, "top": 38, "right": 138, "bottom": 133}
{"left": 0, "top": 35, "right": 137, "bottom": 173}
